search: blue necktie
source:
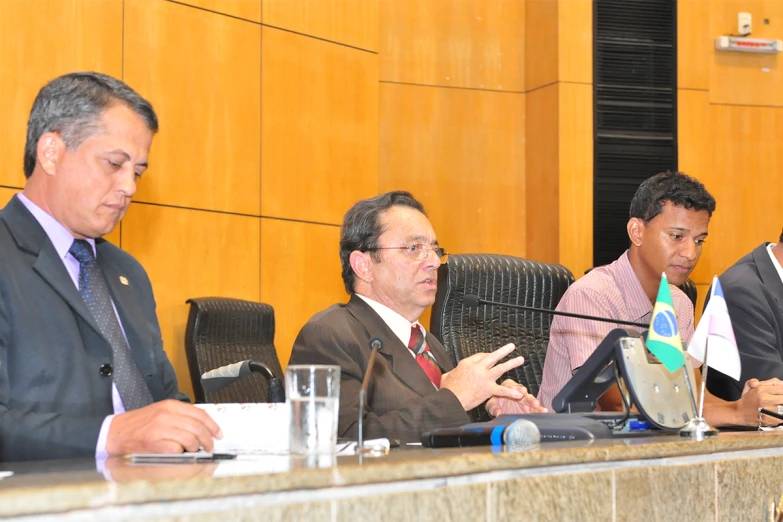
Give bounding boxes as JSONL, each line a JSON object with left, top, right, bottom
{"left": 69, "top": 239, "right": 153, "bottom": 410}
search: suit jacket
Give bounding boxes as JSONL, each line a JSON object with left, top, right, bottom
{"left": 0, "top": 195, "right": 187, "bottom": 461}
{"left": 289, "top": 294, "right": 469, "bottom": 443}
{"left": 706, "top": 243, "right": 783, "bottom": 401}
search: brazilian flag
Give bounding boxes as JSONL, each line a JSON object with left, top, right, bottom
{"left": 646, "top": 273, "right": 686, "bottom": 373}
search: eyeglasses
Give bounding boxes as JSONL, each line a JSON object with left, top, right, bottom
{"left": 368, "top": 244, "right": 448, "bottom": 262}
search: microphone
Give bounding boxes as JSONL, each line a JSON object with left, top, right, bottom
{"left": 463, "top": 294, "right": 648, "bottom": 329}
{"left": 358, "top": 335, "right": 384, "bottom": 454}
{"left": 200, "top": 360, "right": 285, "bottom": 402}
{"left": 421, "top": 419, "right": 541, "bottom": 448}
{"left": 422, "top": 414, "right": 613, "bottom": 447}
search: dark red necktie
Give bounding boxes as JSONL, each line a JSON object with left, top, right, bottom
{"left": 408, "top": 325, "right": 442, "bottom": 388}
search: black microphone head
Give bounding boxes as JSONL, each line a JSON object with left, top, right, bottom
{"left": 369, "top": 335, "right": 384, "bottom": 351}
{"left": 463, "top": 294, "right": 481, "bottom": 308}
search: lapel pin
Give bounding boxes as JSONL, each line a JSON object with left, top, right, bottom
{"left": 119, "top": 276, "right": 129, "bottom": 286}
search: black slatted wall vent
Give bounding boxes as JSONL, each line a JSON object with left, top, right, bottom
{"left": 593, "top": 0, "right": 677, "bottom": 267}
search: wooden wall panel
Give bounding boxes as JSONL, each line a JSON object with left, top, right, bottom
{"left": 0, "top": 0, "right": 122, "bottom": 189}
{"left": 261, "top": 27, "right": 378, "bottom": 225}
{"left": 525, "top": 0, "right": 558, "bottom": 92}
{"left": 558, "top": 83, "right": 593, "bottom": 278}
{"left": 260, "top": 220, "right": 345, "bottom": 367}
{"left": 174, "top": 0, "right": 261, "bottom": 22}
{"left": 678, "top": 90, "right": 713, "bottom": 287}
{"left": 677, "top": 90, "right": 711, "bottom": 183}
{"left": 124, "top": 0, "right": 261, "bottom": 215}
{"left": 558, "top": 0, "right": 592, "bottom": 84}
{"left": 122, "top": 204, "right": 261, "bottom": 399}
{"left": 695, "top": 283, "right": 709, "bottom": 323}
{"left": 379, "top": 83, "right": 526, "bottom": 257}
{"left": 525, "top": 84, "right": 559, "bottom": 263}
{"left": 677, "top": 0, "right": 709, "bottom": 90}
{"left": 709, "top": 0, "right": 783, "bottom": 107}
{"left": 0, "top": 188, "right": 17, "bottom": 208}
{"left": 379, "top": 0, "right": 525, "bottom": 91}
{"left": 262, "top": 0, "right": 378, "bottom": 52}
{"left": 695, "top": 104, "right": 783, "bottom": 280}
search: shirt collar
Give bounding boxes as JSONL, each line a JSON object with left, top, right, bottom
{"left": 615, "top": 250, "right": 654, "bottom": 321}
{"left": 355, "top": 293, "right": 425, "bottom": 348}
{"left": 767, "top": 243, "right": 783, "bottom": 286}
{"left": 17, "top": 193, "right": 96, "bottom": 259}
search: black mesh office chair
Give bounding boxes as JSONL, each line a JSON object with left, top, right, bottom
{"left": 430, "top": 254, "right": 575, "bottom": 416}
{"left": 677, "top": 278, "right": 698, "bottom": 308}
{"left": 184, "top": 297, "right": 283, "bottom": 403}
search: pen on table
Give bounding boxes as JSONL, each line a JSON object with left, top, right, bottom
{"left": 759, "top": 408, "right": 783, "bottom": 423}
{"left": 127, "top": 453, "right": 237, "bottom": 464}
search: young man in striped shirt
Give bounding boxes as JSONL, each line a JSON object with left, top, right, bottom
{"left": 537, "top": 171, "right": 783, "bottom": 426}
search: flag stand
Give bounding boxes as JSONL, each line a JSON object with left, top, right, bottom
{"left": 679, "top": 337, "right": 719, "bottom": 440}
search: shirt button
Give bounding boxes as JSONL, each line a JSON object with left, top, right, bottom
{"left": 99, "top": 363, "right": 113, "bottom": 377}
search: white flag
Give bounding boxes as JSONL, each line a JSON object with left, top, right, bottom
{"left": 687, "top": 276, "right": 741, "bottom": 381}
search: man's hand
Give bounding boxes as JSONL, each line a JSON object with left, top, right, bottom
{"left": 734, "top": 379, "right": 783, "bottom": 426}
{"left": 486, "top": 379, "right": 548, "bottom": 417}
{"left": 440, "top": 343, "right": 526, "bottom": 411}
{"left": 106, "top": 400, "right": 222, "bottom": 456}
{"left": 743, "top": 377, "right": 783, "bottom": 395}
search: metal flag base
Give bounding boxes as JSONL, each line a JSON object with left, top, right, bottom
{"left": 679, "top": 417, "right": 719, "bottom": 440}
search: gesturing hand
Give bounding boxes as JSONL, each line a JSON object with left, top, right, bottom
{"left": 106, "top": 399, "right": 223, "bottom": 456}
{"left": 486, "top": 379, "right": 548, "bottom": 417}
{"left": 440, "top": 343, "right": 526, "bottom": 411}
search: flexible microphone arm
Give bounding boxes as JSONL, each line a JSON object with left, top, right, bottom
{"left": 358, "top": 335, "right": 384, "bottom": 458}
{"left": 200, "top": 360, "right": 286, "bottom": 403}
{"left": 463, "top": 294, "right": 648, "bottom": 329}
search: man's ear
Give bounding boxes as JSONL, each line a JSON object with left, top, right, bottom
{"left": 627, "top": 217, "right": 645, "bottom": 247}
{"left": 349, "top": 251, "right": 373, "bottom": 285}
{"left": 36, "top": 132, "right": 64, "bottom": 176}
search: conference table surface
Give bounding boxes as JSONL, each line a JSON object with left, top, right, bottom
{"left": 2, "top": 429, "right": 783, "bottom": 520}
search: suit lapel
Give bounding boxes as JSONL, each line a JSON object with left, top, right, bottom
{"left": 3, "top": 196, "right": 103, "bottom": 336}
{"left": 753, "top": 243, "right": 783, "bottom": 315}
{"left": 345, "top": 295, "right": 440, "bottom": 397}
{"left": 97, "top": 242, "right": 155, "bottom": 375}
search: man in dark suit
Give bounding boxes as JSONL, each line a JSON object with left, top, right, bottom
{"left": 0, "top": 72, "right": 220, "bottom": 461}
{"left": 707, "top": 231, "right": 783, "bottom": 401}
{"left": 289, "top": 191, "right": 546, "bottom": 443}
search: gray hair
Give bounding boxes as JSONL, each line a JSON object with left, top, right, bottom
{"left": 339, "top": 191, "right": 426, "bottom": 294}
{"left": 23, "top": 72, "right": 158, "bottom": 178}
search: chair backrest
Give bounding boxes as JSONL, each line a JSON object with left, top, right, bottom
{"left": 184, "top": 297, "right": 283, "bottom": 403}
{"left": 430, "top": 254, "right": 575, "bottom": 403}
{"left": 677, "top": 278, "right": 698, "bottom": 308}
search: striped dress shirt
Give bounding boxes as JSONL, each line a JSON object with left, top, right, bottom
{"left": 537, "top": 251, "right": 695, "bottom": 410}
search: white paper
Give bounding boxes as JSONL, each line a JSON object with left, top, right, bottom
{"left": 196, "top": 403, "right": 289, "bottom": 454}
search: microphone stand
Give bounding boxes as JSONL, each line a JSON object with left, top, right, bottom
{"left": 358, "top": 336, "right": 383, "bottom": 463}
{"left": 466, "top": 296, "right": 649, "bottom": 329}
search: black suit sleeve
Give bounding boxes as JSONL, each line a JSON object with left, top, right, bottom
{"left": 724, "top": 280, "right": 783, "bottom": 391}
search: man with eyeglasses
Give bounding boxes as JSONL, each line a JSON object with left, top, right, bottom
{"left": 289, "top": 191, "right": 546, "bottom": 443}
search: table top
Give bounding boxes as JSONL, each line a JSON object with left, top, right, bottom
{"left": 0, "top": 429, "right": 781, "bottom": 517}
